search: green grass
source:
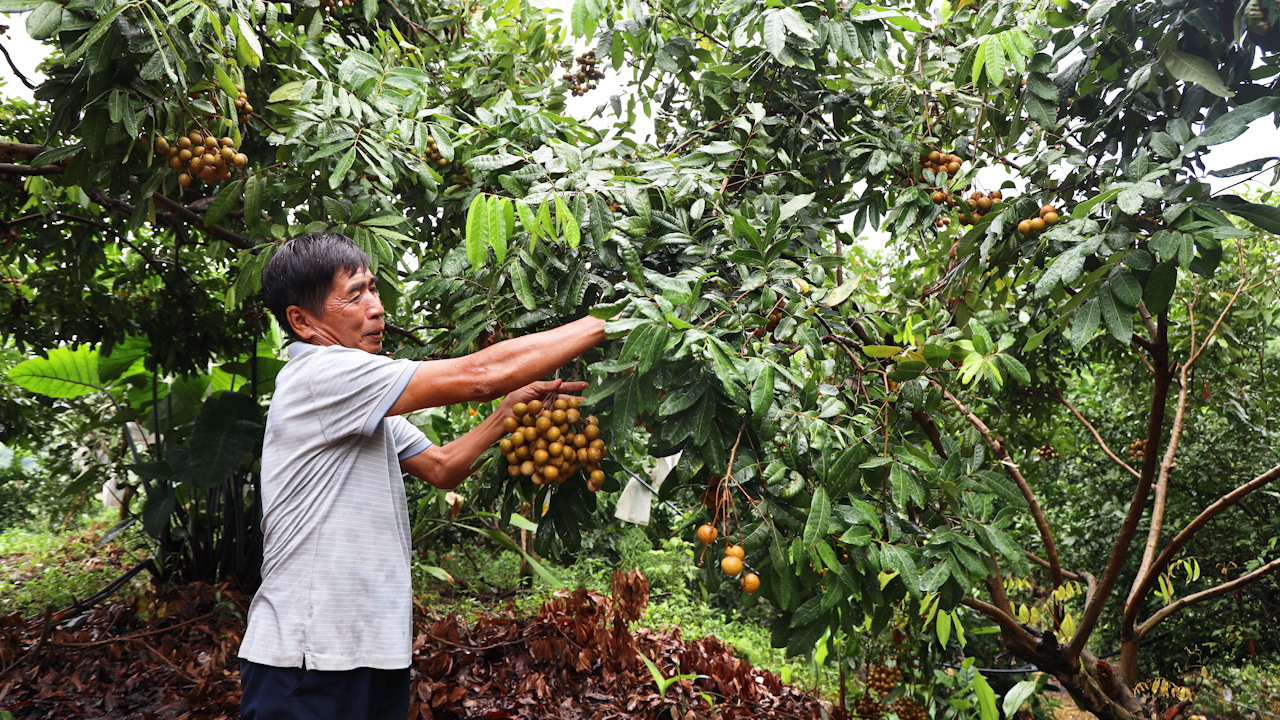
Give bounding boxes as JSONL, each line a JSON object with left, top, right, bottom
{"left": 0, "top": 508, "right": 147, "bottom": 617}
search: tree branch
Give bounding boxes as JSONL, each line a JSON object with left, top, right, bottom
{"left": 0, "top": 162, "right": 64, "bottom": 176}
{"left": 938, "top": 384, "right": 1063, "bottom": 586}
{"left": 0, "top": 141, "right": 50, "bottom": 162}
{"left": 385, "top": 322, "right": 425, "bottom": 346}
{"left": 0, "top": 42, "right": 38, "bottom": 90}
{"left": 961, "top": 597, "right": 1040, "bottom": 649}
{"left": 1052, "top": 388, "right": 1140, "bottom": 480}
{"left": 1137, "top": 557, "right": 1280, "bottom": 639}
{"left": 150, "top": 193, "right": 252, "bottom": 249}
{"left": 1068, "top": 315, "right": 1170, "bottom": 664}
{"left": 1121, "top": 461, "right": 1280, "bottom": 638}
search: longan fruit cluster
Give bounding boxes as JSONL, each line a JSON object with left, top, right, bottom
{"left": 866, "top": 664, "right": 901, "bottom": 695}
{"left": 1017, "top": 204, "right": 1060, "bottom": 237}
{"left": 319, "top": 0, "right": 355, "bottom": 10}
{"left": 153, "top": 131, "right": 249, "bottom": 187}
{"left": 447, "top": 166, "right": 472, "bottom": 188}
{"left": 919, "top": 149, "right": 963, "bottom": 178}
{"left": 1036, "top": 444, "right": 1061, "bottom": 460}
{"left": 420, "top": 135, "right": 451, "bottom": 170}
{"left": 958, "top": 190, "right": 1003, "bottom": 225}
{"left": 893, "top": 697, "right": 926, "bottom": 720}
{"left": 499, "top": 398, "right": 609, "bottom": 491}
{"left": 857, "top": 694, "right": 884, "bottom": 719}
{"left": 713, "top": 542, "right": 760, "bottom": 593}
{"left": 752, "top": 298, "right": 787, "bottom": 340}
{"left": 562, "top": 49, "right": 605, "bottom": 96}
{"left": 1127, "top": 438, "right": 1146, "bottom": 458}
{"left": 231, "top": 82, "right": 254, "bottom": 124}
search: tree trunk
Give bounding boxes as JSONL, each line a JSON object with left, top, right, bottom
{"left": 1003, "top": 626, "right": 1151, "bottom": 720}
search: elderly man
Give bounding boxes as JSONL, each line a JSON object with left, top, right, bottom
{"left": 238, "top": 231, "right": 606, "bottom": 719}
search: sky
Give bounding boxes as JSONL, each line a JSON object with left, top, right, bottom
{"left": 2, "top": 5, "right": 1275, "bottom": 253}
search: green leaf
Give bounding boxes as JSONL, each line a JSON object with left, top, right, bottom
{"left": 244, "top": 173, "right": 263, "bottom": 224}
{"left": 330, "top": 145, "right": 356, "bottom": 189}
{"left": 1003, "top": 679, "right": 1041, "bottom": 719}
{"left": 231, "top": 13, "right": 263, "bottom": 68}
{"left": 9, "top": 345, "right": 103, "bottom": 398}
{"left": 763, "top": 12, "right": 787, "bottom": 60}
{"left": 1143, "top": 261, "right": 1178, "bottom": 315}
{"left": 751, "top": 364, "right": 775, "bottom": 419}
{"left": 779, "top": 193, "right": 814, "bottom": 222}
{"left": 63, "top": 4, "right": 127, "bottom": 62}
{"left": 213, "top": 65, "right": 239, "bottom": 99}
{"left": 466, "top": 194, "right": 489, "bottom": 269}
{"left": 972, "top": 668, "right": 999, "bottom": 720}
{"left": 1108, "top": 267, "right": 1143, "bottom": 308}
{"left": 487, "top": 195, "right": 509, "bottom": 262}
{"left": 1162, "top": 49, "right": 1234, "bottom": 98}
{"left": 1209, "top": 195, "right": 1280, "bottom": 234}
{"left": 862, "top": 345, "right": 901, "bottom": 358}
{"left": 185, "top": 392, "right": 262, "bottom": 488}
{"left": 983, "top": 36, "right": 1007, "bottom": 85}
{"left": 1071, "top": 297, "right": 1101, "bottom": 352}
{"left": 204, "top": 181, "right": 243, "bottom": 226}
{"left": 823, "top": 277, "right": 862, "bottom": 307}
{"left": 936, "top": 610, "right": 952, "bottom": 647}
{"left": 1099, "top": 289, "right": 1133, "bottom": 345}
{"left": 510, "top": 262, "right": 536, "bottom": 311}
{"left": 803, "top": 486, "right": 831, "bottom": 547}
{"left": 880, "top": 544, "right": 919, "bottom": 596}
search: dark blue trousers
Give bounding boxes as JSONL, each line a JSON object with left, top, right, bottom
{"left": 240, "top": 660, "right": 410, "bottom": 720}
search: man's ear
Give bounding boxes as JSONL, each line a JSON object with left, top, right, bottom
{"left": 285, "top": 305, "right": 316, "bottom": 342}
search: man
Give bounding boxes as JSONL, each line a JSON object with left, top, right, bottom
{"left": 239, "top": 231, "right": 606, "bottom": 719}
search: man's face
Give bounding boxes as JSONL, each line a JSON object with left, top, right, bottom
{"left": 292, "top": 266, "right": 385, "bottom": 353}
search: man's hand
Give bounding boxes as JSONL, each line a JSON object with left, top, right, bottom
{"left": 401, "top": 378, "right": 591, "bottom": 490}
{"left": 496, "top": 379, "right": 589, "bottom": 418}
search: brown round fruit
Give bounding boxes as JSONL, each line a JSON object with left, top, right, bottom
{"left": 1042, "top": 211, "right": 1059, "bottom": 226}
{"left": 725, "top": 544, "right": 745, "bottom": 560}
{"left": 169, "top": 155, "right": 185, "bottom": 170}
{"left": 527, "top": 400, "right": 543, "bottom": 415}
{"left": 520, "top": 460, "right": 535, "bottom": 477}
{"left": 1040, "top": 204, "right": 1057, "bottom": 218}
{"left": 543, "top": 465, "right": 560, "bottom": 482}
{"left": 697, "top": 524, "right": 718, "bottom": 544}
{"left": 721, "top": 555, "right": 744, "bottom": 576}
{"left": 1017, "top": 220, "right": 1032, "bottom": 236}
{"left": 177, "top": 173, "right": 192, "bottom": 187}
{"left": 503, "top": 416, "right": 518, "bottom": 433}
{"left": 740, "top": 572, "right": 761, "bottom": 593}
{"left": 1029, "top": 217, "right": 1047, "bottom": 233}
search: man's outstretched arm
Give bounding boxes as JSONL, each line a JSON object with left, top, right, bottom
{"left": 386, "top": 315, "right": 606, "bottom": 417}
{"left": 399, "top": 379, "right": 586, "bottom": 489}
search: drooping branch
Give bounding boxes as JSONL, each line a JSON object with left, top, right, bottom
{"left": 960, "top": 597, "right": 1039, "bottom": 649}
{"left": 1052, "top": 388, "right": 1140, "bottom": 480}
{"left": 937, "top": 384, "right": 1063, "bottom": 587}
{"left": 1121, "top": 460, "right": 1280, "bottom": 637}
{"left": 149, "top": 193, "right": 252, "bottom": 250}
{"left": 1137, "top": 557, "right": 1280, "bottom": 638}
{"left": 1067, "top": 315, "right": 1170, "bottom": 664}
{"left": 0, "top": 162, "right": 64, "bottom": 176}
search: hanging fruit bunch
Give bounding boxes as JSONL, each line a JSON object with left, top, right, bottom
{"left": 1036, "top": 444, "right": 1061, "bottom": 460}
{"left": 958, "top": 189, "right": 1002, "bottom": 225}
{"left": 1128, "top": 437, "right": 1146, "bottom": 459}
{"left": 752, "top": 298, "right": 786, "bottom": 339}
{"left": 919, "top": 149, "right": 963, "bottom": 179}
{"left": 866, "top": 663, "right": 901, "bottom": 695}
{"left": 153, "top": 131, "right": 249, "bottom": 187}
{"left": 893, "top": 697, "right": 927, "bottom": 720}
{"left": 319, "top": 0, "right": 355, "bottom": 11}
{"left": 856, "top": 694, "right": 884, "bottom": 719}
{"left": 499, "top": 399, "right": 609, "bottom": 491}
{"left": 233, "top": 82, "right": 255, "bottom": 124}
{"left": 421, "top": 135, "right": 451, "bottom": 170}
{"left": 1017, "top": 204, "right": 1059, "bottom": 237}
{"left": 562, "top": 49, "right": 605, "bottom": 96}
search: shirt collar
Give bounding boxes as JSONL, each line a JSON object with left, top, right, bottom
{"left": 287, "top": 341, "right": 320, "bottom": 360}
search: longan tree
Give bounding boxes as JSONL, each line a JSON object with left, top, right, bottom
{"left": 3, "top": 0, "right": 1280, "bottom": 718}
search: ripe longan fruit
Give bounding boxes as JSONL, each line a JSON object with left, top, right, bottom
{"left": 740, "top": 572, "right": 761, "bottom": 594}
{"left": 543, "top": 465, "right": 560, "bottom": 482}
{"left": 203, "top": 135, "right": 219, "bottom": 150}
{"left": 520, "top": 460, "right": 535, "bottom": 476}
{"left": 1029, "top": 217, "right": 1047, "bottom": 234}
{"left": 697, "top": 524, "right": 718, "bottom": 544}
{"left": 512, "top": 402, "right": 528, "bottom": 418}
{"left": 503, "top": 417, "right": 518, "bottom": 433}
{"left": 589, "top": 469, "right": 605, "bottom": 484}
{"left": 1040, "top": 204, "right": 1057, "bottom": 217}
{"left": 1018, "top": 220, "right": 1032, "bottom": 237}
{"left": 527, "top": 400, "right": 543, "bottom": 416}
{"left": 721, "top": 555, "right": 744, "bottom": 576}
{"left": 725, "top": 544, "right": 745, "bottom": 560}
{"left": 1043, "top": 211, "right": 1059, "bottom": 226}
{"left": 177, "top": 173, "right": 192, "bottom": 187}
{"left": 169, "top": 155, "right": 185, "bottom": 170}
{"left": 177, "top": 136, "right": 193, "bottom": 150}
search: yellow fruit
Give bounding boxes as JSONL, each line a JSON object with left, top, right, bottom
{"left": 503, "top": 417, "right": 518, "bottom": 433}
{"left": 1029, "top": 217, "right": 1046, "bottom": 234}
{"left": 1043, "top": 211, "right": 1059, "bottom": 226}
{"left": 1040, "top": 204, "right": 1057, "bottom": 218}
{"left": 512, "top": 402, "right": 528, "bottom": 418}
{"left": 721, "top": 555, "right": 744, "bottom": 576}
{"left": 725, "top": 544, "right": 745, "bottom": 560}
{"left": 543, "top": 465, "right": 560, "bottom": 482}
{"left": 528, "top": 400, "right": 543, "bottom": 416}
{"left": 740, "top": 572, "right": 761, "bottom": 594}
{"left": 697, "top": 524, "right": 718, "bottom": 544}
{"left": 520, "top": 460, "right": 535, "bottom": 476}
{"left": 177, "top": 173, "right": 192, "bottom": 187}
{"left": 1017, "top": 220, "right": 1032, "bottom": 237}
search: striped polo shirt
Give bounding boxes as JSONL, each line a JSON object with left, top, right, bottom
{"left": 239, "top": 341, "right": 430, "bottom": 671}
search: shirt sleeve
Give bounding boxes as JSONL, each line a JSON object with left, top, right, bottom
{"left": 385, "top": 416, "right": 433, "bottom": 461}
{"left": 305, "top": 347, "right": 419, "bottom": 441}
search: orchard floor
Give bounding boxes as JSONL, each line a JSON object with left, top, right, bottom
{"left": 0, "top": 569, "right": 835, "bottom": 719}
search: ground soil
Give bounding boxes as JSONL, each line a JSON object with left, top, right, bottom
{"left": 0, "top": 568, "right": 837, "bottom": 719}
